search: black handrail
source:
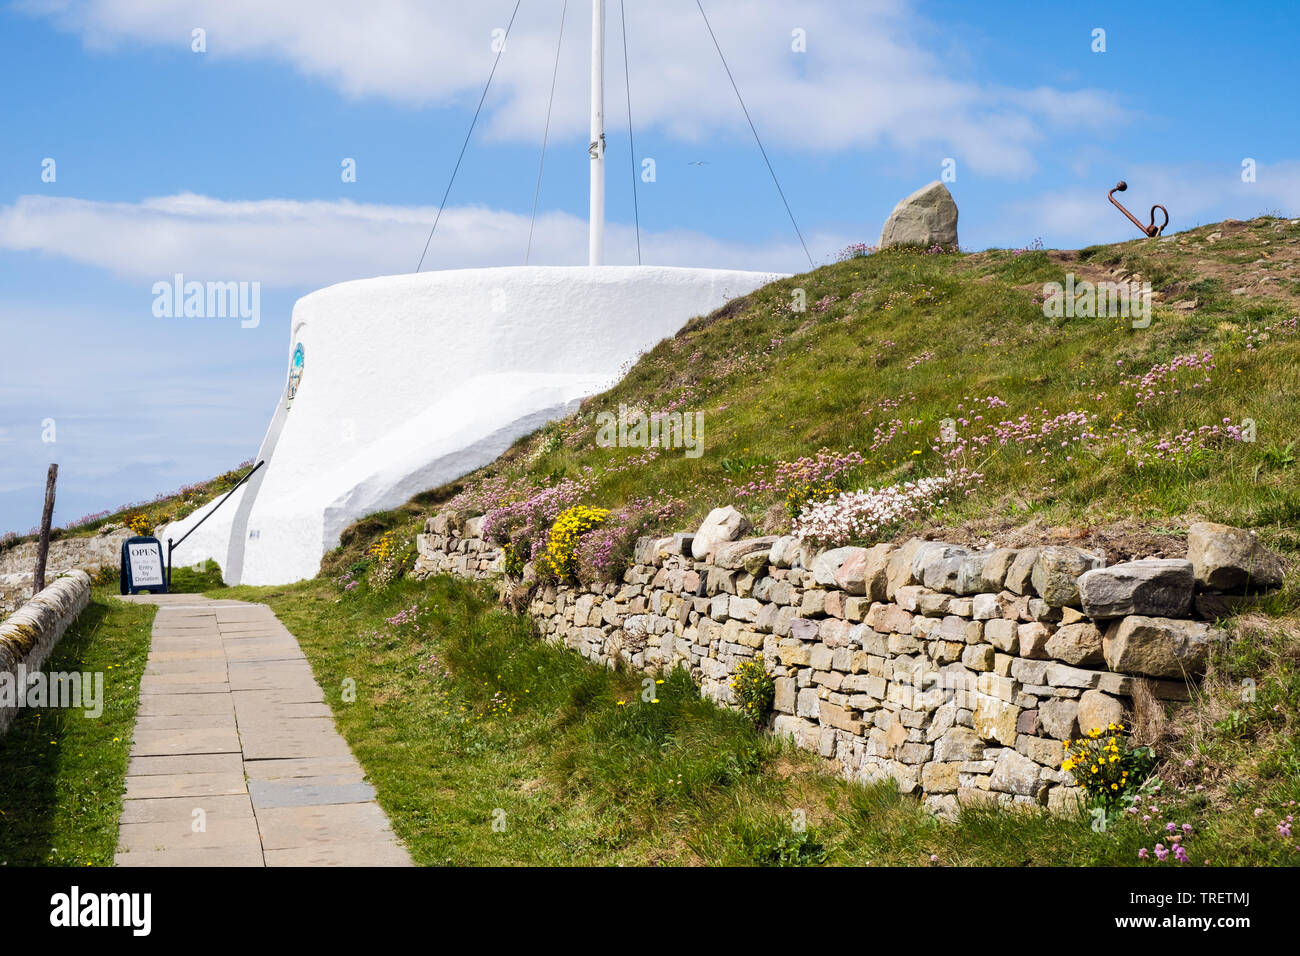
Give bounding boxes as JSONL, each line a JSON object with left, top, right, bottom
{"left": 167, "top": 459, "right": 265, "bottom": 587}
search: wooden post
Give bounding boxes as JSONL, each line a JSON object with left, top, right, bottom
{"left": 32, "top": 463, "right": 58, "bottom": 595}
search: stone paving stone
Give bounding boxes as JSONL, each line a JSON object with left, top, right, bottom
{"left": 145, "top": 659, "right": 230, "bottom": 677}
{"left": 129, "top": 725, "right": 242, "bottom": 756}
{"left": 232, "top": 699, "right": 333, "bottom": 721}
{"left": 243, "top": 755, "right": 366, "bottom": 781}
{"left": 117, "top": 813, "right": 262, "bottom": 852}
{"left": 255, "top": 802, "right": 398, "bottom": 850}
{"left": 248, "top": 778, "right": 377, "bottom": 809}
{"left": 150, "top": 648, "right": 227, "bottom": 663}
{"left": 119, "top": 792, "right": 255, "bottom": 825}
{"left": 136, "top": 693, "right": 234, "bottom": 717}
{"left": 137, "top": 682, "right": 232, "bottom": 698}
{"left": 148, "top": 635, "right": 223, "bottom": 648}
{"left": 133, "top": 713, "right": 238, "bottom": 732}
{"left": 227, "top": 660, "right": 318, "bottom": 691}
{"left": 118, "top": 594, "right": 411, "bottom": 868}
{"left": 230, "top": 685, "right": 324, "bottom": 705}
{"left": 125, "top": 771, "right": 248, "bottom": 800}
{"left": 264, "top": 840, "right": 412, "bottom": 867}
{"left": 139, "top": 671, "right": 229, "bottom": 689}
{"left": 238, "top": 724, "right": 356, "bottom": 761}
{"left": 115, "top": 845, "right": 265, "bottom": 867}
{"left": 224, "top": 644, "right": 304, "bottom": 663}
{"left": 128, "top": 752, "right": 245, "bottom": 776}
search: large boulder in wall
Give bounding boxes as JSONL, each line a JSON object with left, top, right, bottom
{"left": 879, "top": 181, "right": 959, "bottom": 249}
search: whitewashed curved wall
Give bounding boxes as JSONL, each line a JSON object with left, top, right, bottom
{"left": 163, "top": 265, "right": 779, "bottom": 585}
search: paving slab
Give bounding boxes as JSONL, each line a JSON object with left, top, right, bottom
{"left": 249, "top": 778, "right": 377, "bottom": 809}
{"left": 117, "top": 594, "right": 412, "bottom": 867}
{"left": 243, "top": 755, "right": 367, "bottom": 781}
{"left": 128, "top": 725, "right": 242, "bottom": 756}
{"left": 128, "top": 752, "right": 245, "bottom": 776}
{"left": 115, "top": 846, "right": 266, "bottom": 868}
{"left": 263, "top": 840, "right": 412, "bottom": 867}
{"left": 136, "top": 693, "right": 235, "bottom": 717}
{"left": 120, "top": 792, "right": 256, "bottom": 825}
{"left": 132, "top": 712, "right": 238, "bottom": 732}
{"left": 255, "top": 802, "right": 398, "bottom": 850}
{"left": 125, "top": 771, "right": 249, "bottom": 800}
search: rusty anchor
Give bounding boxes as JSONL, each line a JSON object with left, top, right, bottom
{"left": 1108, "top": 181, "right": 1169, "bottom": 237}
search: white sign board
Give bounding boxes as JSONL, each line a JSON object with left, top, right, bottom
{"left": 127, "top": 542, "right": 165, "bottom": 588}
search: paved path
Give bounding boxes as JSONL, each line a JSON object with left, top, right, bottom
{"left": 114, "top": 594, "right": 412, "bottom": 866}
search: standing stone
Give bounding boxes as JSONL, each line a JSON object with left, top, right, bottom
{"left": 1078, "top": 559, "right": 1194, "bottom": 619}
{"left": 878, "top": 181, "right": 959, "bottom": 249}
{"left": 1187, "top": 522, "right": 1285, "bottom": 591}
{"left": 691, "top": 506, "right": 751, "bottom": 561}
{"left": 1102, "top": 615, "right": 1227, "bottom": 678}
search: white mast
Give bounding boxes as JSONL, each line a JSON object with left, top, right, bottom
{"left": 588, "top": 0, "right": 606, "bottom": 266}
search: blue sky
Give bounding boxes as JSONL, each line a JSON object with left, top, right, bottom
{"left": 1, "top": 0, "right": 1297, "bottom": 535}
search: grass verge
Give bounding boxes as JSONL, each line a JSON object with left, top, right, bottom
{"left": 0, "top": 590, "right": 155, "bottom": 866}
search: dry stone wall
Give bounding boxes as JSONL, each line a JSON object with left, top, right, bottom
{"left": 416, "top": 509, "right": 1279, "bottom": 816}
{"left": 0, "top": 526, "right": 130, "bottom": 616}
{"left": 0, "top": 571, "right": 92, "bottom": 734}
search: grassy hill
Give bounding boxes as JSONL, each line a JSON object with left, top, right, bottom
{"left": 404, "top": 215, "right": 1300, "bottom": 577}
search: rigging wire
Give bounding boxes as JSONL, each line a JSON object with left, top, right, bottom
{"left": 620, "top": 0, "right": 641, "bottom": 264}
{"left": 416, "top": 0, "right": 524, "bottom": 273}
{"left": 694, "top": 0, "right": 814, "bottom": 268}
{"left": 527, "top": 0, "right": 568, "bottom": 264}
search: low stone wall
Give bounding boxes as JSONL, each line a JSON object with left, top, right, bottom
{"left": 0, "top": 527, "right": 130, "bottom": 616}
{"left": 0, "top": 570, "right": 92, "bottom": 735}
{"left": 416, "top": 511, "right": 1279, "bottom": 815}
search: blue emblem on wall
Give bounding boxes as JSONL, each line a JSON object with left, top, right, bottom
{"left": 286, "top": 342, "right": 305, "bottom": 408}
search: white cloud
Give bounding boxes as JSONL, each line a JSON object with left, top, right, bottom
{"left": 0, "top": 191, "right": 856, "bottom": 285}
{"left": 16, "top": 0, "right": 1131, "bottom": 177}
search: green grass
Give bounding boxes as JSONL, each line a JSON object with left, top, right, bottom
{"left": 0, "top": 590, "right": 155, "bottom": 866}
{"left": 214, "top": 572, "right": 1300, "bottom": 866}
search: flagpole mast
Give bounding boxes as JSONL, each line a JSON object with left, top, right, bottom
{"left": 588, "top": 0, "right": 606, "bottom": 266}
